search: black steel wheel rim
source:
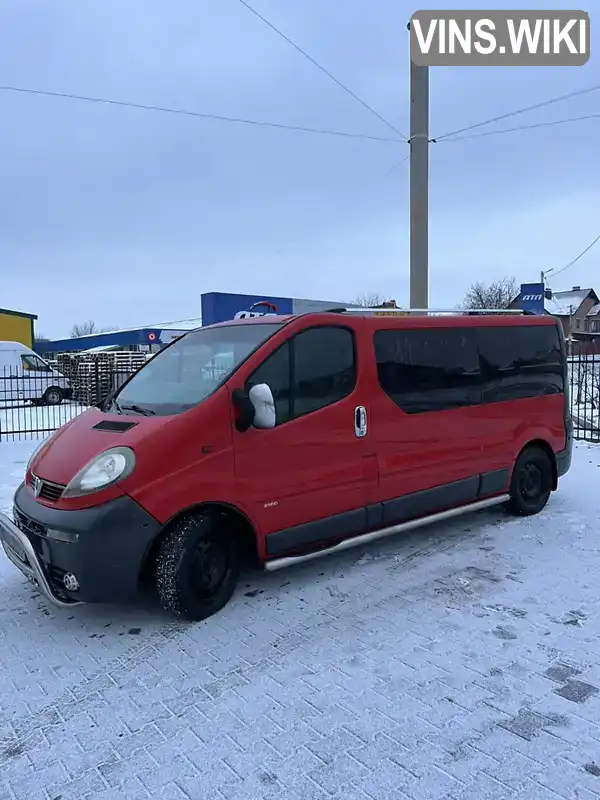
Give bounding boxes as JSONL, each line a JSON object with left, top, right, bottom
{"left": 189, "top": 536, "right": 229, "bottom": 600}
{"left": 518, "top": 461, "right": 543, "bottom": 502}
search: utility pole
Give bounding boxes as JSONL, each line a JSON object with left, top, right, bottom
{"left": 568, "top": 304, "right": 574, "bottom": 356}
{"left": 408, "top": 29, "right": 430, "bottom": 309}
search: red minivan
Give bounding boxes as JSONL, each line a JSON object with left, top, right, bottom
{"left": 0, "top": 308, "right": 572, "bottom": 620}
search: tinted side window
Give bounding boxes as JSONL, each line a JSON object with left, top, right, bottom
{"left": 246, "top": 326, "right": 356, "bottom": 425}
{"left": 374, "top": 328, "right": 481, "bottom": 414}
{"left": 292, "top": 327, "right": 356, "bottom": 418}
{"left": 478, "top": 325, "right": 564, "bottom": 403}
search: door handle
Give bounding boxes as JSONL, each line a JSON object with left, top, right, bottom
{"left": 354, "top": 406, "right": 367, "bottom": 437}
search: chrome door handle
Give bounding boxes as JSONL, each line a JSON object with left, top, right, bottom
{"left": 354, "top": 406, "right": 367, "bottom": 437}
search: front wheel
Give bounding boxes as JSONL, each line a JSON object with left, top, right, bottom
{"left": 155, "top": 513, "right": 240, "bottom": 621}
{"left": 507, "top": 446, "right": 553, "bottom": 517}
{"left": 42, "top": 387, "right": 64, "bottom": 406}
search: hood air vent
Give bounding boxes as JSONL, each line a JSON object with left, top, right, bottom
{"left": 93, "top": 420, "right": 138, "bottom": 432}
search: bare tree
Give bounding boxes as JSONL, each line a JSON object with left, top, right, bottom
{"left": 352, "top": 292, "right": 396, "bottom": 308}
{"left": 70, "top": 321, "right": 118, "bottom": 338}
{"left": 34, "top": 333, "right": 50, "bottom": 342}
{"left": 461, "top": 277, "right": 519, "bottom": 310}
{"left": 71, "top": 320, "right": 98, "bottom": 338}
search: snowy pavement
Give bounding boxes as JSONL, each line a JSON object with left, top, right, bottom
{"left": 2, "top": 439, "right": 600, "bottom": 800}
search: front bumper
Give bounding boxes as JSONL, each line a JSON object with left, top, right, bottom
{"left": 0, "top": 511, "right": 79, "bottom": 607}
{"left": 0, "top": 483, "right": 161, "bottom": 606}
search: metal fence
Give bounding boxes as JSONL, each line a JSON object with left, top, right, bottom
{"left": 569, "top": 351, "right": 600, "bottom": 443}
{"left": 0, "top": 366, "right": 133, "bottom": 441}
{"left": 1, "top": 354, "right": 599, "bottom": 443}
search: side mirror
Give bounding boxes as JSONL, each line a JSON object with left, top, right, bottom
{"left": 249, "top": 383, "right": 276, "bottom": 429}
{"left": 231, "top": 388, "right": 255, "bottom": 432}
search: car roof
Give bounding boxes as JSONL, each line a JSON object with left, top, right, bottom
{"left": 0, "top": 341, "right": 32, "bottom": 351}
{"left": 189, "top": 310, "right": 558, "bottom": 334}
{"left": 199, "top": 315, "right": 296, "bottom": 331}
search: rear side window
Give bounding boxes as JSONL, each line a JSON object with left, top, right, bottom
{"left": 374, "top": 328, "right": 481, "bottom": 414}
{"left": 478, "top": 324, "right": 564, "bottom": 402}
{"left": 247, "top": 326, "right": 356, "bottom": 425}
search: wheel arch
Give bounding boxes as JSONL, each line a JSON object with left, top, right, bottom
{"left": 139, "top": 501, "right": 260, "bottom": 584}
{"left": 515, "top": 439, "right": 558, "bottom": 491}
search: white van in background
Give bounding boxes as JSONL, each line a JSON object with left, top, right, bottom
{"left": 0, "top": 342, "right": 73, "bottom": 406}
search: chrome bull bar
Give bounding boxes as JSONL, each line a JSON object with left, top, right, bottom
{"left": 0, "top": 511, "right": 82, "bottom": 607}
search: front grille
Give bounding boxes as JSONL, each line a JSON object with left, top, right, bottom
{"left": 38, "top": 481, "right": 65, "bottom": 502}
{"left": 31, "top": 474, "right": 66, "bottom": 502}
{"left": 12, "top": 508, "right": 70, "bottom": 595}
{"left": 14, "top": 507, "right": 48, "bottom": 539}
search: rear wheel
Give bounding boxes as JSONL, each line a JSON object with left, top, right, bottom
{"left": 155, "top": 512, "right": 240, "bottom": 621}
{"left": 42, "top": 387, "right": 63, "bottom": 406}
{"left": 507, "top": 446, "right": 553, "bottom": 516}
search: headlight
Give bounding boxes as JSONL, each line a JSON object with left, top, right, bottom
{"left": 63, "top": 447, "right": 136, "bottom": 498}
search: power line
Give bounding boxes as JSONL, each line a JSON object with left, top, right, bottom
{"left": 384, "top": 154, "right": 409, "bottom": 175}
{"left": 386, "top": 110, "right": 600, "bottom": 170}
{"left": 234, "top": 0, "right": 406, "bottom": 141}
{"left": 434, "top": 113, "right": 600, "bottom": 143}
{"left": 384, "top": 110, "right": 599, "bottom": 172}
{"left": 434, "top": 83, "right": 600, "bottom": 142}
{"left": 547, "top": 233, "right": 600, "bottom": 281}
{"left": 0, "top": 84, "right": 404, "bottom": 144}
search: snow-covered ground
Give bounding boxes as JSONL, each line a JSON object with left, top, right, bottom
{"left": 2, "top": 437, "right": 600, "bottom": 799}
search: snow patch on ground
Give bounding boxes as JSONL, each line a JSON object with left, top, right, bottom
{"left": 1, "top": 439, "right": 600, "bottom": 799}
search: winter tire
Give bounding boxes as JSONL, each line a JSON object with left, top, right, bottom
{"left": 42, "top": 387, "right": 64, "bottom": 406}
{"left": 155, "top": 512, "right": 240, "bottom": 621}
{"left": 507, "top": 446, "right": 553, "bottom": 517}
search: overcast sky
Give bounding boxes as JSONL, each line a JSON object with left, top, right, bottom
{"left": 1, "top": 0, "right": 598, "bottom": 338}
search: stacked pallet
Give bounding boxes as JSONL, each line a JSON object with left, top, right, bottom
{"left": 55, "top": 351, "right": 147, "bottom": 406}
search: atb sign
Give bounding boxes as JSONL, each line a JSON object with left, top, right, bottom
{"left": 410, "top": 10, "right": 590, "bottom": 66}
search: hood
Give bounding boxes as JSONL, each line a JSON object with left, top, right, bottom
{"left": 32, "top": 408, "right": 173, "bottom": 486}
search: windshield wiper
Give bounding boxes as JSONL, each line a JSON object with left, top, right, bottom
{"left": 120, "top": 404, "right": 156, "bottom": 416}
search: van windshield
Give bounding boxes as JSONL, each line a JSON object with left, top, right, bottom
{"left": 113, "top": 323, "right": 283, "bottom": 416}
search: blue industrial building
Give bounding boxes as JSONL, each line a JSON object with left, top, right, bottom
{"left": 35, "top": 318, "right": 202, "bottom": 356}
{"left": 35, "top": 292, "right": 351, "bottom": 356}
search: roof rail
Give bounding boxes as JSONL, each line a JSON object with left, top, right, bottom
{"left": 327, "top": 307, "right": 528, "bottom": 316}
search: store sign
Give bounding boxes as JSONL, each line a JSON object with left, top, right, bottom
{"left": 201, "top": 292, "right": 348, "bottom": 326}
{"left": 233, "top": 301, "right": 280, "bottom": 319}
{"left": 520, "top": 282, "right": 545, "bottom": 314}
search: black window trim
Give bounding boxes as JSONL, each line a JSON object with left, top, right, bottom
{"left": 245, "top": 323, "right": 358, "bottom": 427}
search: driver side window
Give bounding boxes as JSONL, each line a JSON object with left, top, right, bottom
{"left": 21, "top": 354, "right": 51, "bottom": 372}
{"left": 246, "top": 325, "right": 356, "bottom": 426}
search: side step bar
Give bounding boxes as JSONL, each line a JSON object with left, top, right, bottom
{"left": 265, "top": 494, "right": 510, "bottom": 572}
